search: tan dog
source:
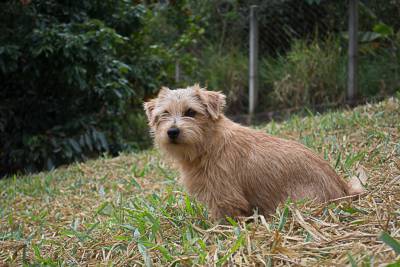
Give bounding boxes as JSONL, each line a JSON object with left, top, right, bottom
{"left": 144, "top": 85, "right": 362, "bottom": 219}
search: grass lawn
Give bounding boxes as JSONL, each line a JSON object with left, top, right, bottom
{"left": 1, "top": 98, "right": 400, "bottom": 266}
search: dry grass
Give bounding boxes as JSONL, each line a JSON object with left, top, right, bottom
{"left": 1, "top": 98, "right": 400, "bottom": 266}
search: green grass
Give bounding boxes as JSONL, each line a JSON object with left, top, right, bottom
{"left": 259, "top": 37, "right": 400, "bottom": 110}
{"left": 1, "top": 97, "right": 400, "bottom": 266}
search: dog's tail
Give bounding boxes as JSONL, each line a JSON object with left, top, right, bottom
{"left": 348, "top": 166, "right": 368, "bottom": 195}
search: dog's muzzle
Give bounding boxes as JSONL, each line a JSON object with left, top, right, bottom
{"left": 167, "top": 127, "right": 180, "bottom": 140}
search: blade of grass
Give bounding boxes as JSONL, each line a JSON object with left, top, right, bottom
{"left": 216, "top": 234, "right": 244, "bottom": 266}
{"left": 379, "top": 232, "right": 400, "bottom": 255}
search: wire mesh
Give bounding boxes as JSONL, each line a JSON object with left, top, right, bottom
{"left": 238, "top": 0, "right": 400, "bottom": 113}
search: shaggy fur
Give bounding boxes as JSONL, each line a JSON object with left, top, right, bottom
{"left": 144, "top": 85, "right": 362, "bottom": 219}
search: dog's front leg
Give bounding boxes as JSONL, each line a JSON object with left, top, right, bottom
{"left": 208, "top": 193, "right": 251, "bottom": 220}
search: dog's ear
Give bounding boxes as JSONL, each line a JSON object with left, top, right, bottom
{"left": 158, "top": 86, "right": 171, "bottom": 98}
{"left": 199, "top": 90, "right": 226, "bottom": 120}
{"left": 144, "top": 86, "right": 170, "bottom": 126}
{"left": 143, "top": 99, "right": 157, "bottom": 126}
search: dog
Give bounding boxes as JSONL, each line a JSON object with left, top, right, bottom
{"left": 144, "top": 85, "right": 363, "bottom": 219}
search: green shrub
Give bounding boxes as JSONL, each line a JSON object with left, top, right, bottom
{"left": 0, "top": 0, "right": 202, "bottom": 176}
{"left": 358, "top": 31, "right": 400, "bottom": 96}
{"left": 0, "top": 2, "right": 137, "bottom": 175}
{"left": 191, "top": 45, "right": 248, "bottom": 114}
{"left": 261, "top": 38, "right": 346, "bottom": 108}
{"left": 260, "top": 33, "right": 400, "bottom": 110}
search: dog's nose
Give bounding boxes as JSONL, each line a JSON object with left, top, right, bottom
{"left": 167, "top": 127, "right": 180, "bottom": 140}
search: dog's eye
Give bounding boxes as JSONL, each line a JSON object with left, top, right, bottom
{"left": 184, "top": 108, "right": 196, "bottom": 118}
{"left": 162, "top": 110, "right": 170, "bottom": 116}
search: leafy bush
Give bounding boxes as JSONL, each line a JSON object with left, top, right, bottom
{"left": 0, "top": 1, "right": 139, "bottom": 175}
{"left": 260, "top": 33, "right": 400, "bottom": 109}
{"left": 261, "top": 38, "right": 346, "bottom": 108}
{"left": 358, "top": 31, "right": 400, "bottom": 96}
{"left": 0, "top": 0, "right": 203, "bottom": 176}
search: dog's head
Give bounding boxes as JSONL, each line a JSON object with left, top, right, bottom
{"left": 144, "top": 84, "right": 226, "bottom": 161}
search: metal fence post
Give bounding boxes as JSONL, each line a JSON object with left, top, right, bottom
{"left": 347, "top": 0, "right": 358, "bottom": 103}
{"left": 175, "top": 60, "right": 180, "bottom": 84}
{"left": 249, "top": 5, "right": 259, "bottom": 120}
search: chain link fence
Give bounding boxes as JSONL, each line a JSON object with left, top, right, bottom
{"left": 229, "top": 0, "right": 400, "bottom": 120}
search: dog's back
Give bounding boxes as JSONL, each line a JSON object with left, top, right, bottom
{"left": 229, "top": 121, "right": 349, "bottom": 214}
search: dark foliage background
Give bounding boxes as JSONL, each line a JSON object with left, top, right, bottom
{"left": 1, "top": 0, "right": 399, "bottom": 177}
{"left": 0, "top": 0, "right": 202, "bottom": 176}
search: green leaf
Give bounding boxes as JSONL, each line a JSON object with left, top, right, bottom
{"left": 217, "top": 234, "right": 245, "bottom": 266}
{"left": 86, "top": 221, "right": 100, "bottom": 235}
{"left": 226, "top": 216, "right": 238, "bottom": 227}
{"left": 344, "top": 152, "right": 365, "bottom": 169}
{"left": 130, "top": 177, "right": 142, "bottom": 190}
{"left": 138, "top": 242, "right": 152, "bottom": 267}
{"left": 373, "top": 23, "right": 393, "bottom": 37}
{"left": 114, "top": 235, "right": 131, "bottom": 241}
{"left": 347, "top": 252, "right": 357, "bottom": 267}
{"left": 359, "top": 31, "right": 381, "bottom": 43}
{"left": 84, "top": 133, "right": 93, "bottom": 151}
{"left": 32, "top": 243, "right": 43, "bottom": 261}
{"left": 386, "top": 260, "right": 400, "bottom": 267}
{"left": 119, "top": 224, "right": 137, "bottom": 232}
{"left": 305, "top": 107, "right": 314, "bottom": 117}
{"left": 278, "top": 205, "right": 289, "bottom": 231}
{"left": 335, "top": 152, "right": 341, "bottom": 169}
{"left": 46, "top": 158, "right": 54, "bottom": 170}
{"left": 340, "top": 205, "right": 368, "bottom": 215}
{"left": 97, "top": 132, "right": 109, "bottom": 151}
{"left": 68, "top": 138, "right": 82, "bottom": 153}
{"left": 95, "top": 202, "right": 109, "bottom": 215}
{"left": 154, "top": 245, "right": 172, "bottom": 261}
{"left": 118, "top": 63, "right": 131, "bottom": 74}
{"left": 184, "top": 195, "right": 194, "bottom": 215}
{"left": 379, "top": 232, "right": 400, "bottom": 255}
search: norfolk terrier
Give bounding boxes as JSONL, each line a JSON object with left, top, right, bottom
{"left": 144, "top": 85, "right": 363, "bottom": 219}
